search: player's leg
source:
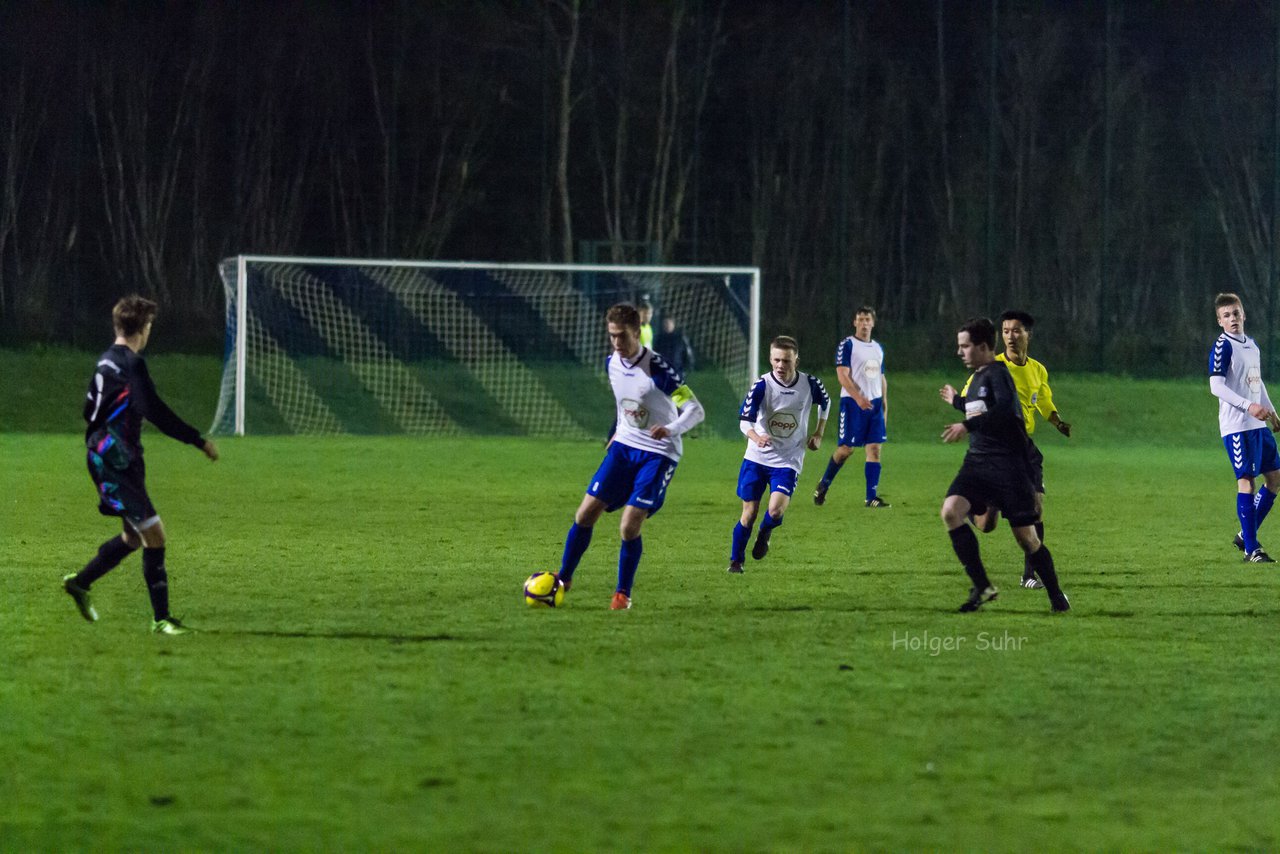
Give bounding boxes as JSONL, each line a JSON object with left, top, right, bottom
{"left": 560, "top": 494, "right": 607, "bottom": 588}
{"left": 731, "top": 460, "right": 766, "bottom": 572}
{"left": 132, "top": 515, "right": 191, "bottom": 633}
{"left": 64, "top": 518, "right": 140, "bottom": 623}
{"left": 753, "top": 468, "right": 797, "bottom": 561}
{"left": 1011, "top": 520, "right": 1069, "bottom": 612}
{"left": 1226, "top": 430, "right": 1273, "bottom": 561}
{"left": 969, "top": 504, "right": 999, "bottom": 533}
{"left": 863, "top": 443, "right": 889, "bottom": 507}
{"left": 730, "top": 499, "right": 760, "bottom": 572}
{"left": 943, "top": 493, "right": 997, "bottom": 611}
{"left": 814, "top": 399, "right": 857, "bottom": 504}
{"left": 1020, "top": 441, "right": 1047, "bottom": 587}
{"left": 613, "top": 505, "right": 648, "bottom": 609}
{"left": 863, "top": 400, "right": 890, "bottom": 507}
{"left": 611, "top": 453, "right": 677, "bottom": 608}
{"left": 1251, "top": 431, "right": 1280, "bottom": 543}
{"left": 753, "top": 488, "right": 793, "bottom": 561}
{"left": 561, "top": 445, "right": 630, "bottom": 589}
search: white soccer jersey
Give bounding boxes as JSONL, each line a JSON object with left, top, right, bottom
{"left": 1210, "top": 332, "right": 1271, "bottom": 436}
{"left": 836, "top": 336, "right": 885, "bottom": 400}
{"left": 608, "top": 347, "right": 702, "bottom": 462}
{"left": 739, "top": 370, "right": 831, "bottom": 473}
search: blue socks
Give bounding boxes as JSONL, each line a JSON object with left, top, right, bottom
{"left": 820, "top": 457, "right": 844, "bottom": 488}
{"left": 559, "top": 522, "right": 593, "bottom": 583}
{"left": 1256, "top": 487, "right": 1277, "bottom": 529}
{"left": 617, "top": 536, "right": 642, "bottom": 595}
{"left": 730, "top": 522, "right": 751, "bottom": 562}
{"left": 865, "top": 462, "right": 882, "bottom": 501}
{"left": 759, "top": 511, "right": 782, "bottom": 532}
{"left": 1238, "top": 493, "right": 1260, "bottom": 553}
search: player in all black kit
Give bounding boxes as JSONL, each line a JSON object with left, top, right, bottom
{"left": 62, "top": 295, "right": 219, "bottom": 635}
{"left": 938, "top": 318, "right": 1069, "bottom": 613}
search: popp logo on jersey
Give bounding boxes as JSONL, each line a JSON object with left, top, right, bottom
{"left": 864, "top": 360, "right": 882, "bottom": 378}
{"left": 621, "top": 398, "right": 650, "bottom": 428}
{"left": 767, "top": 412, "right": 799, "bottom": 439}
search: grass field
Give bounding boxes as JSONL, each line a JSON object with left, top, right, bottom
{"left": 2, "top": 352, "right": 1278, "bottom": 850}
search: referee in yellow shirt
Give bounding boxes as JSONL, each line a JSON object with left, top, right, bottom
{"left": 995, "top": 310, "right": 1071, "bottom": 587}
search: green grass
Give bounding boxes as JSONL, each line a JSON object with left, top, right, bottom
{"left": 1, "top": 428, "right": 1277, "bottom": 851}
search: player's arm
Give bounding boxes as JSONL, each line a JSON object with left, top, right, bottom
{"left": 741, "top": 419, "right": 770, "bottom": 448}
{"left": 880, "top": 374, "right": 887, "bottom": 422}
{"left": 807, "top": 416, "right": 827, "bottom": 451}
{"left": 136, "top": 360, "right": 218, "bottom": 459}
{"left": 836, "top": 364, "right": 868, "bottom": 407}
{"left": 1206, "top": 337, "right": 1265, "bottom": 418}
{"left": 651, "top": 384, "right": 704, "bottom": 439}
{"left": 738, "top": 379, "right": 769, "bottom": 447}
{"left": 1038, "top": 371, "right": 1070, "bottom": 437}
{"left": 807, "top": 375, "right": 831, "bottom": 450}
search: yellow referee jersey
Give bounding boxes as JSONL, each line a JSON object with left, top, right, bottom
{"left": 959, "top": 354, "right": 1056, "bottom": 434}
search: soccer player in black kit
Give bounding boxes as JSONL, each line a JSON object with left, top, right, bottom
{"left": 62, "top": 295, "right": 219, "bottom": 634}
{"left": 938, "top": 318, "right": 1069, "bottom": 613}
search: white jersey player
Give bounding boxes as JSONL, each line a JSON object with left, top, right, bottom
{"left": 727, "top": 336, "right": 829, "bottom": 573}
{"left": 558, "top": 303, "right": 705, "bottom": 609}
{"left": 813, "top": 306, "right": 891, "bottom": 508}
{"left": 1209, "top": 293, "right": 1280, "bottom": 563}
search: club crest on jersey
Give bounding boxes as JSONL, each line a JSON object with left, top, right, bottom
{"left": 767, "top": 412, "right": 799, "bottom": 439}
{"left": 621, "top": 398, "right": 650, "bottom": 428}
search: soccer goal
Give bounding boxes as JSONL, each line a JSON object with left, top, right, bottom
{"left": 210, "top": 256, "right": 761, "bottom": 437}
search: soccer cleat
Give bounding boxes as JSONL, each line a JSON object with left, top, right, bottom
{"left": 558, "top": 574, "right": 572, "bottom": 592}
{"left": 727, "top": 560, "right": 744, "bottom": 574}
{"left": 1233, "top": 533, "right": 1246, "bottom": 553}
{"left": 958, "top": 585, "right": 999, "bottom": 612}
{"left": 151, "top": 617, "right": 193, "bottom": 635}
{"left": 1049, "top": 590, "right": 1071, "bottom": 612}
{"left": 751, "top": 527, "right": 772, "bottom": 560}
{"left": 609, "top": 592, "right": 632, "bottom": 610}
{"left": 865, "top": 496, "right": 891, "bottom": 508}
{"left": 813, "top": 484, "right": 828, "bottom": 506}
{"left": 1244, "top": 549, "right": 1276, "bottom": 564}
{"left": 62, "top": 574, "right": 98, "bottom": 623}
{"left": 1020, "top": 572, "right": 1044, "bottom": 589}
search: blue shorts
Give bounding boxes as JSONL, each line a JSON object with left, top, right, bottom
{"left": 837, "top": 397, "right": 887, "bottom": 447}
{"left": 735, "top": 459, "right": 798, "bottom": 503}
{"left": 1223, "top": 428, "right": 1280, "bottom": 479}
{"left": 586, "top": 442, "right": 678, "bottom": 515}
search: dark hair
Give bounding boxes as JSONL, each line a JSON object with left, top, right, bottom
{"left": 854, "top": 306, "right": 876, "bottom": 320}
{"left": 113, "top": 295, "right": 158, "bottom": 337}
{"left": 769, "top": 335, "right": 799, "bottom": 353}
{"left": 998, "top": 309, "right": 1035, "bottom": 329}
{"left": 959, "top": 317, "right": 996, "bottom": 349}
{"left": 1215, "top": 293, "right": 1242, "bottom": 311}
{"left": 607, "top": 303, "right": 642, "bottom": 331}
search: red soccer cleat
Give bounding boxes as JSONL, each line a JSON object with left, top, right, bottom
{"left": 609, "top": 592, "right": 632, "bottom": 610}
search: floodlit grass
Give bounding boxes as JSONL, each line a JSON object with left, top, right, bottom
{"left": 2, "top": 422, "right": 1277, "bottom": 850}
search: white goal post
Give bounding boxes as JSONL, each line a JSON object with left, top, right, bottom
{"left": 210, "top": 256, "right": 761, "bottom": 437}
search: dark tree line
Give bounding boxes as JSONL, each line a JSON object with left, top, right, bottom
{"left": 1, "top": 0, "right": 1277, "bottom": 373}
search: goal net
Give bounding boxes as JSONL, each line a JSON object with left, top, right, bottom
{"left": 210, "top": 256, "right": 761, "bottom": 438}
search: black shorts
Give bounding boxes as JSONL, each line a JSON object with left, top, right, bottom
{"left": 86, "top": 430, "right": 156, "bottom": 528}
{"left": 1027, "top": 438, "right": 1045, "bottom": 494}
{"left": 947, "top": 455, "right": 1039, "bottom": 528}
